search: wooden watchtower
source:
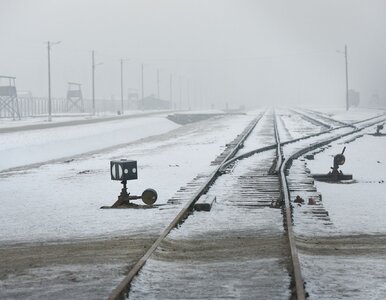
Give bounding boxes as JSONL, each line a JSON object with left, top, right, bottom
{"left": 0, "top": 76, "right": 20, "bottom": 119}
{"left": 66, "top": 82, "right": 84, "bottom": 112}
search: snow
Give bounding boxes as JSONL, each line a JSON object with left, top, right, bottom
{"left": 309, "top": 107, "right": 386, "bottom": 124}
{"left": 276, "top": 108, "right": 324, "bottom": 142}
{"left": 1, "top": 107, "right": 386, "bottom": 299}
{"left": 0, "top": 115, "right": 91, "bottom": 129}
{"left": 0, "top": 110, "right": 164, "bottom": 129}
{"left": 300, "top": 130, "right": 386, "bottom": 235}
{"left": 236, "top": 110, "right": 275, "bottom": 155}
{"left": 0, "top": 115, "right": 178, "bottom": 171}
{"left": 282, "top": 110, "right": 386, "bottom": 300}
{"left": 300, "top": 254, "right": 386, "bottom": 299}
{"left": 0, "top": 263, "right": 124, "bottom": 299}
{"left": 0, "top": 112, "right": 257, "bottom": 244}
{"left": 129, "top": 150, "right": 290, "bottom": 299}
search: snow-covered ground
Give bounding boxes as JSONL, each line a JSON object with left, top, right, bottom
{"left": 0, "top": 110, "right": 166, "bottom": 129}
{"left": 0, "top": 111, "right": 258, "bottom": 244}
{"left": 0, "top": 115, "right": 90, "bottom": 128}
{"left": 0, "top": 110, "right": 262, "bottom": 299}
{"left": 310, "top": 107, "right": 386, "bottom": 124}
{"left": 0, "top": 115, "right": 178, "bottom": 171}
{"left": 306, "top": 132, "right": 386, "bottom": 235}
{"left": 286, "top": 112, "right": 386, "bottom": 237}
{"left": 283, "top": 109, "right": 386, "bottom": 300}
{"left": 1, "top": 107, "right": 386, "bottom": 299}
{"left": 130, "top": 149, "right": 290, "bottom": 299}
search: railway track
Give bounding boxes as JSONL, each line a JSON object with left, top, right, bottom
{"left": 108, "top": 109, "right": 386, "bottom": 299}
{"left": 300, "top": 108, "right": 354, "bottom": 128}
{"left": 109, "top": 109, "right": 297, "bottom": 299}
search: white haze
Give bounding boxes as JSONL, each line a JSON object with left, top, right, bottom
{"left": 1, "top": 0, "right": 386, "bottom": 109}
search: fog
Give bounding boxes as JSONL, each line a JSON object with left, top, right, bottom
{"left": 1, "top": 0, "right": 386, "bottom": 109}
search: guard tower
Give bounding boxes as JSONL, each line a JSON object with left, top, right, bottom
{"left": 66, "top": 82, "right": 84, "bottom": 112}
{"left": 0, "top": 76, "right": 20, "bottom": 119}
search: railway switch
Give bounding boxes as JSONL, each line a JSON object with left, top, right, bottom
{"left": 101, "top": 159, "right": 158, "bottom": 209}
{"left": 312, "top": 147, "right": 353, "bottom": 182}
{"left": 376, "top": 124, "right": 384, "bottom": 135}
{"left": 370, "top": 123, "right": 385, "bottom": 136}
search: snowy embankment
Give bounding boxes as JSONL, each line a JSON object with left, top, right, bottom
{"left": 0, "top": 114, "right": 177, "bottom": 171}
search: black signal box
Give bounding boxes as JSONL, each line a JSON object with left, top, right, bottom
{"left": 110, "top": 159, "right": 138, "bottom": 181}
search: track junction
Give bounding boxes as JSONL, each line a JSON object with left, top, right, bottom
{"left": 108, "top": 108, "right": 386, "bottom": 300}
{"left": 1, "top": 108, "right": 385, "bottom": 299}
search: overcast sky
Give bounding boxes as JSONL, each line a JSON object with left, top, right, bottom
{"left": 1, "top": 0, "right": 385, "bottom": 109}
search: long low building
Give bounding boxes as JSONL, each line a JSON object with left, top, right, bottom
{"left": 137, "top": 95, "right": 171, "bottom": 110}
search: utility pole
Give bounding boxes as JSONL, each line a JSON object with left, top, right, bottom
{"left": 199, "top": 83, "right": 203, "bottom": 109}
{"left": 187, "top": 79, "right": 190, "bottom": 110}
{"left": 170, "top": 73, "right": 173, "bottom": 109}
{"left": 120, "top": 59, "right": 124, "bottom": 114}
{"left": 179, "top": 76, "right": 182, "bottom": 110}
{"left": 141, "top": 63, "right": 144, "bottom": 105}
{"left": 120, "top": 58, "right": 129, "bottom": 115}
{"left": 46, "top": 41, "right": 60, "bottom": 121}
{"left": 92, "top": 50, "right": 95, "bottom": 115}
{"left": 157, "top": 69, "right": 160, "bottom": 99}
{"left": 91, "top": 51, "right": 102, "bottom": 115}
{"left": 344, "top": 44, "right": 349, "bottom": 111}
{"left": 337, "top": 45, "right": 350, "bottom": 111}
{"left": 47, "top": 42, "right": 52, "bottom": 121}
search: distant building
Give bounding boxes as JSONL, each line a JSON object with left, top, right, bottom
{"left": 137, "top": 95, "right": 171, "bottom": 110}
{"left": 348, "top": 89, "right": 360, "bottom": 107}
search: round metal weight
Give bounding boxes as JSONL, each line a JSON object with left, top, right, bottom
{"left": 334, "top": 154, "right": 345, "bottom": 166}
{"left": 141, "top": 188, "right": 158, "bottom": 205}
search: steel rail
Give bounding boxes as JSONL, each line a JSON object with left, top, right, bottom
{"left": 219, "top": 143, "right": 277, "bottom": 173}
{"left": 352, "top": 112, "right": 386, "bottom": 125}
{"left": 278, "top": 112, "right": 386, "bottom": 300}
{"left": 219, "top": 110, "right": 363, "bottom": 172}
{"left": 108, "top": 112, "right": 265, "bottom": 300}
{"left": 289, "top": 108, "right": 333, "bottom": 130}
{"left": 274, "top": 109, "right": 306, "bottom": 300}
{"left": 108, "top": 110, "right": 386, "bottom": 300}
{"left": 299, "top": 108, "right": 355, "bottom": 128}
{"left": 273, "top": 108, "right": 283, "bottom": 174}
{"left": 284, "top": 114, "right": 386, "bottom": 165}
{"left": 221, "top": 112, "right": 386, "bottom": 300}
{"left": 219, "top": 109, "right": 335, "bottom": 172}
{"left": 221, "top": 112, "right": 386, "bottom": 175}
{"left": 280, "top": 160, "right": 306, "bottom": 300}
